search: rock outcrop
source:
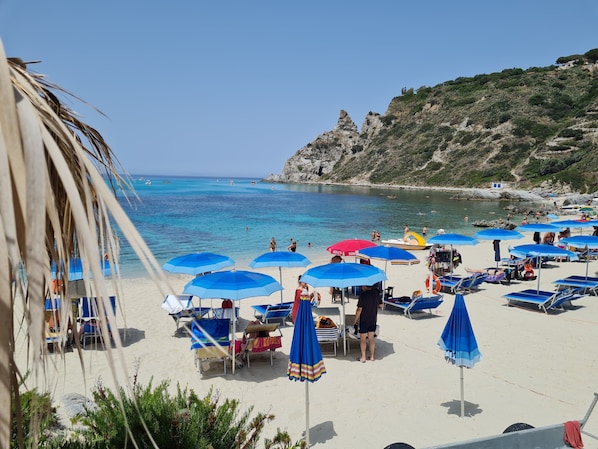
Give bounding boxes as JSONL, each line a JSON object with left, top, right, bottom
{"left": 265, "top": 110, "right": 359, "bottom": 183}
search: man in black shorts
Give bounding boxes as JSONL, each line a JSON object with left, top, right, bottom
{"left": 354, "top": 284, "right": 382, "bottom": 362}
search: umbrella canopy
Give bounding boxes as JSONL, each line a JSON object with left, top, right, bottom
{"left": 183, "top": 270, "right": 282, "bottom": 374}
{"left": 356, "top": 245, "right": 420, "bottom": 267}
{"left": 301, "top": 262, "right": 387, "bottom": 356}
{"left": 474, "top": 229, "right": 523, "bottom": 267}
{"left": 473, "top": 228, "right": 523, "bottom": 241}
{"left": 427, "top": 233, "right": 478, "bottom": 246}
{"left": 51, "top": 258, "right": 111, "bottom": 281}
{"left": 509, "top": 244, "right": 578, "bottom": 292}
{"left": 438, "top": 293, "right": 481, "bottom": 417}
{"left": 551, "top": 219, "right": 598, "bottom": 231}
{"left": 250, "top": 251, "right": 311, "bottom": 303}
{"left": 162, "top": 252, "right": 235, "bottom": 275}
{"left": 288, "top": 297, "right": 326, "bottom": 447}
{"left": 326, "top": 238, "right": 377, "bottom": 256}
{"left": 516, "top": 223, "right": 560, "bottom": 233}
{"left": 560, "top": 235, "right": 598, "bottom": 278}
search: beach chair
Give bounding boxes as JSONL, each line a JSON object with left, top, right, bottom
{"left": 554, "top": 275, "right": 598, "bottom": 295}
{"left": 251, "top": 302, "right": 293, "bottom": 325}
{"left": 44, "top": 298, "right": 71, "bottom": 351}
{"left": 460, "top": 273, "right": 488, "bottom": 292}
{"left": 484, "top": 270, "right": 508, "bottom": 285}
{"left": 190, "top": 318, "right": 231, "bottom": 376}
{"left": 314, "top": 315, "right": 340, "bottom": 356}
{"left": 243, "top": 323, "right": 282, "bottom": 367}
{"left": 384, "top": 292, "right": 444, "bottom": 319}
{"left": 79, "top": 296, "right": 116, "bottom": 348}
{"left": 161, "top": 294, "right": 211, "bottom": 333}
{"left": 502, "top": 288, "right": 586, "bottom": 313}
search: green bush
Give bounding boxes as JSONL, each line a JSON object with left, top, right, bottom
{"left": 11, "top": 375, "right": 58, "bottom": 449}
{"left": 59, "top": 377, "right": 304, "bottom": 449}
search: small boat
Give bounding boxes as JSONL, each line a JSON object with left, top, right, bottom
{"left": 381, "top": 231, "right": 431, "bottom": 251}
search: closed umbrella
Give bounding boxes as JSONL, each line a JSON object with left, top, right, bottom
{"left": 288, "top": 296, "right": 326, "bottom": 447}
{"left": 183, "top": 270, "right": 282, "bottom": 373}
{"left": 438, "top": 293, "right": 481, "bottom": 417}
{"left": 162, "top": 252, "right": 235, "bottom": 275}
{"left": 509, "top": 244, "right": 578, "bottom": 292}
{"left": 560, "top": 235, "right": 598, "bottom": 278}
{"left": 249, "top": 251, "right": 311, "bottom": 303}
{"left": 300, "top": 262, "right": 387, "bottom": 355}
{"left": 474, "top": 229, "right": 523, "bottom": 267}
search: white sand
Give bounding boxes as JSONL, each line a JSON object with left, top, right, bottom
{"left": 18, "top": 240, "right": 598, "bottom": 448}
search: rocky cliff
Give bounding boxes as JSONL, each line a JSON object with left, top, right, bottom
{"left": 265, "top": 57, "right": 598, "bottom": 194}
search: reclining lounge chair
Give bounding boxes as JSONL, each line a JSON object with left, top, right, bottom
{"left": 190, "top": 318, "right": 231, "bottom": 376}
{"left": 384, "top": 292, "right": 444, "bottom": 319}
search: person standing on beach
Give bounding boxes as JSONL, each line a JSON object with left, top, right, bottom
{"left": 354, "top": 284, "right": 383, "bottom": 362}
{"left": 269, "top": 237, "right": 277, "bottom": 252}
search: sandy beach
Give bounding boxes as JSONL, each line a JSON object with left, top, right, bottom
{"left": 18, "top": 239, "right": 598, "bottom": 448}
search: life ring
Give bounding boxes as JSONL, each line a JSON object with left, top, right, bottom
{"left": 425, "top": 275, "right": 441, "bottom": 294}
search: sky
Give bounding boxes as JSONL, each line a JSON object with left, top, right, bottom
{"left": 1, "top": 1, "right": 597, "bottom": 178}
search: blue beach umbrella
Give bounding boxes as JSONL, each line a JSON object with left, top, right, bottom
{"left": 438, "top": 293, "right": 481, "bottom": 417}
{"left": 301, "top": 262, "right": 387, "bottom": 356}
{"left": 356, "top": 245, "right": 420, "bottom": 269}
{"left": 509, "top": 244, "right": 578, "bottom": 292}
{"left": 183, "top": 270, "right": 282, "bottom": 373}
{"left": 516, "top": 223, "right": 560, "bottom": 233}
{"left": 250, "top": 251, "right": 311, "bottom": 303}
{"left": 51, "top": 258, "right": 111, "bottom": 281}
{"left": 560, "top": 235, "right": 598, "bottom": 278}
{"left": 162, "top": 252, "right": 235, "bottom": 276}
{"left": 288, "top": 296, "right": 326, "bottom": 447}
{"left": 551, "top": 219, "right": 598, "bottom": 234}
{"left": 474, "top": 229, "right": 524, "bottom": 267}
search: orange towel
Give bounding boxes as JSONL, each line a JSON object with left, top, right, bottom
{"left": 564, "top": 420, "right": 584, "bottom": 449}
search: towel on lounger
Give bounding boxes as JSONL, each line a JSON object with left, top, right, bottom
{"left": 564, "top": 420, "right": 583, "bottom": 449}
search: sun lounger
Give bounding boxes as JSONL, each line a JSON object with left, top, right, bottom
{"left": 190, "top": 318, "right": 231, "bottom": 376}
{"left": 439, "top": 273, "right": 485, "bottom": 294}
{"left": 251, "top": 302, "right": 293, "bottom": 325}
{"left": 384, "top": 293, "right": 444, "bottom": 318}
{"left": 78, "top": 296, "right": 117, "bottom": 348}
{"left": 243, "top": 323, "right": 282, "bottom": 367}
{"left": 503, "top": 288, "right": 586, "bottom": 313}
{"left": 161, "top": 294, "right": 211, "bottom": 333}
{"left": 45, "top": 298, "right": 72, "bottom": 351}
{"left": 314, "top": 315, "right": 340, "bottom": 356}
{"left": 554, "top": 276, "right": 598, "bottom": 295}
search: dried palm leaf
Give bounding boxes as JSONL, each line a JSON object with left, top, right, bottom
{"left": 0, "top": 42, "right": 169, "bottom": 448}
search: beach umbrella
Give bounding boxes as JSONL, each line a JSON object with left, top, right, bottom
{"left": 300, "top": 262, "right": 387, "bottom": 355}
{"left": 288, "top": 296, "right": 326, "bottom": 447}
{"left": 51, "top": 258, "right": 111, "bottom": 281}
{"left": 438, "top": 293, "right": 481, "bottom": 418}
{"left": 551, "top": 219, "right": 597, "bottom": 235}
{"left": 162, "top": 252, "right": 235, "bottom": 275}
{"left": 249, "top": 251, "right": 311, "bottom": 303}
{"left": 427, "top": 233, "right": 478, "bottom": 275}
{"left": 183, "top": 270, "right": 282, "bottom": 373}
{"left": 516, "top": 223, "right": 560, "bottom": 233}
{"left": 356, "top": 245, "right": 420, "bottom": 270}
{"left": 560, "top": 235, "right": 598, "bottom": 278}
{"left": 508, "top": 244, "right": 578, "bottom": 292}
{"left": 326, "top": 238, "right": 377, "bottom": 257}
{"left": 474, "top": 229, "right": 524, "bottom": 267}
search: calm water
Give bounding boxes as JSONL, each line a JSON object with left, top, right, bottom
{"left": 116, "top": 176, "right": 514, "bottom": 277}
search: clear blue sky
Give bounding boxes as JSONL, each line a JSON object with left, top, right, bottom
{"left": 1, "top": 1, "right": 596, "bottom": 178}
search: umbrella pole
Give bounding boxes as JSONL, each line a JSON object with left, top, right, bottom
{"left": 279, "top": 267, "right": 284, "bottom": 304}
{"left": 460, "top": 366, "right": 465, "bottom": 418}
{"left": 305, "top": 381, "right": 310, "bottom": 447}
{"left": 342, "top": 291, "right": 347, "bottom": 356}
{"left": 232, "top": 301, "right": 237, "bottom": 375}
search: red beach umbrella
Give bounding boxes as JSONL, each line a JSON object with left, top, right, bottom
{"left": 326, "top": 239, "right": 377, "bottom": 256}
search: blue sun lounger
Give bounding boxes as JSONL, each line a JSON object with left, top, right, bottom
{"left": 439, "top": 273, "right": 486, "bottom": 294}
{"left": 384, "top": 294, "right": 444, "bottom": 318}
{"left": 503, "top": 288, "right": 586, "bottom": 313}
{"left": 251, "top": 302, "right": 293, "bottom": 325}
{"left": 554, "top": 276, "right": 598, "bottom": 295}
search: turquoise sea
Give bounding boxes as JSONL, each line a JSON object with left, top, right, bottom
{"left": 116, "top": 176, "right": 514, "bottom": 278}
